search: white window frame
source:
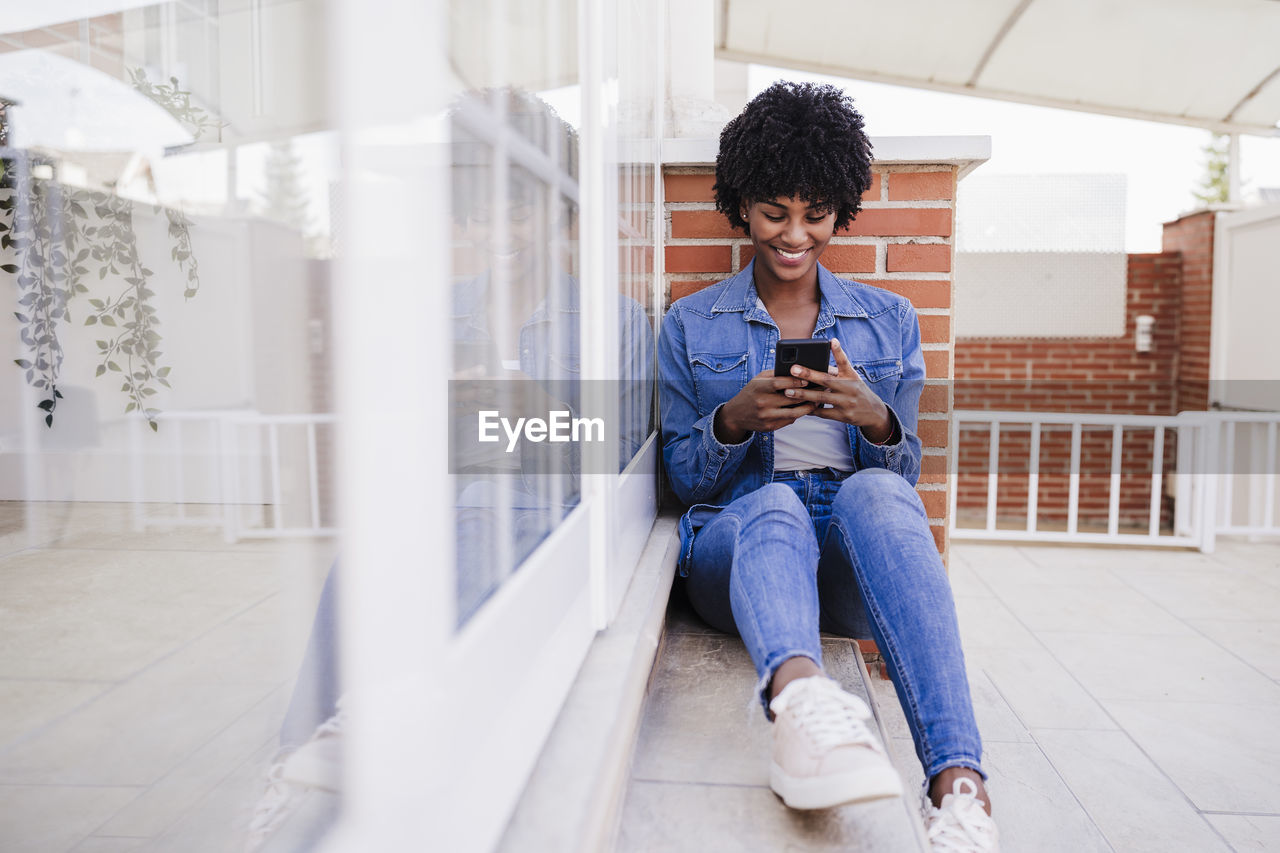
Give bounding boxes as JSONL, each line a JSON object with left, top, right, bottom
{"left": 323, "top": 0, "right": 663, "bottom": 849}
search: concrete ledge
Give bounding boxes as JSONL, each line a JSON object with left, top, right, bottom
{"left": 497, "top": 514, "right": 682, "bottom": 853}
{"left": 662, "top": 134, "right": 991, "bottom": 179}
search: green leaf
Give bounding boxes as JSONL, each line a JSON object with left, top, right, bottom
{"left": 149, "top": 420, "right": 158, "bottom": 433}
{"left": 85, "top": 315, "right": 97, "bottom": 325}
{"left": 45, "top": 413, "right": 53, "bottom": 428}
{"left": 101, "top": 315, "right": 116, "bottom": 326}
{"left": 125, "top": 402, "right": 136, "bottom": 413}
{"left": 95, "top": 340, "right": 107, "bottom": 349}
{"left": 0, "top": 263, "right": 17, "bottom": 273}
{"left": 37, "top": 399, "right": 54, "bottom": 411}
{"left": 14, "top": 359, "right": 31, "bottom": 369}
{"left": 96, "top": 364, "right": 106, "bottom": 377}
{"left": 108, "top": 361, "right": 120, "bottom": 372}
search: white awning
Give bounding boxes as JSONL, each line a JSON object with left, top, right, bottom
{"left": 717, "top": 0, "right": 1280, "bottom": 136}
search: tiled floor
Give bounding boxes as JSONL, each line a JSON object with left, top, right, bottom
{"left": 620, "top": 539, "right": 1280, "bottom": 852}
{"left": 0, "top": 502, "right": 336, "bottom": 853}
{"left": 5, "top": 497, "right": 1278, "bottom": 852}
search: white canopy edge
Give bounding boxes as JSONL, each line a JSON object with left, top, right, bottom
{"left": 716, "top": 0, "right": 1280, "bottom": 137}
{"left": 717, "top": 47, "right": 1280, "bottom": 138}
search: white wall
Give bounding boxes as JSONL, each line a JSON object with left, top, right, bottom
{"left": 1213, "top": 206, "right": 1280, "bottom": 411}
{"left": 954, "top": 251, "right": 1128, "bottom": 338}
{"left": 1, "top": 192, "right": 314, "bottom": 505}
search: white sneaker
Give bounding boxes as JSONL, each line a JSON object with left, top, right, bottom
{"left": 767, "top": 675, "right": 904, "bottom": 809}
{"left": 280, "top": 709, "right": 345, "bottom": 792}
{"left": 244, "top": 709, "right": 345, "bottom": 852}
{"left": 922, "top": 777, "right": 1000, "bottom": 852}
{"left": 245, "top": 758, "right": 302, "bottom": 853}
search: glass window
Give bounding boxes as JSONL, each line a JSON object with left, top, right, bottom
{"left": 615, "top": 0, "right": 660, "bottom": 472}
{"left": 447, "top": 0, "right": 583, "bottom": 627}
{"left": 0, "top": 3, "right": 340, "bottom": 850}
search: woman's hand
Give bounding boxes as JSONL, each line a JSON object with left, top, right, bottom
{"left": 714, "top": 370, "right": 817, "bottom": 443}
{"left": 782, "top": 339, "right": 894, "bottom": 443}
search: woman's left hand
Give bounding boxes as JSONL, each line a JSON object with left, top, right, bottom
{"left": 783, "top": 338, "right": 894, "bottom": 443}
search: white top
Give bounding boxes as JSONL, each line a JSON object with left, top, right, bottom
{"left": 772, "top": 414, "right": 854, "bottom": 472}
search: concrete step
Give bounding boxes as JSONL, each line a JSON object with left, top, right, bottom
{"left": 612, "top": 582, "right": 929, "bottom": 851}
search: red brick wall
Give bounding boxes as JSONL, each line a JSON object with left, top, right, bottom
{"left": 663, "top": 165, "right": 956, "bottom": 556}
{"left": 952, "top": 253, "right": 1183, "bottom": 529}
{"left": 949, "top": 208, "right": 1222, "bottom": 531}
{"left": 1162, "top": 210, "right": 1215, "bottom": 413}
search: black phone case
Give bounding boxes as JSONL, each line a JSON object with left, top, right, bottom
{"left": 774, "top": 338, "right": 831, "bottom": 382}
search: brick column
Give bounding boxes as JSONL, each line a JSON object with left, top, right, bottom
{"left": 1162, "top": 210, "right": 1216, "bottom": 413}
{"left": 662, "top": 163, "right": 960, "bottom": 561}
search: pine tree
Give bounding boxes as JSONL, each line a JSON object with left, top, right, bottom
{"left": 0, "top": 96, "right": 14, "bottom": 150}
{"left": 1193, "top": 132, "right": 1231, "bottom": 206}
{"left": 259, "top": 139, "right": 312, "bottom": 234}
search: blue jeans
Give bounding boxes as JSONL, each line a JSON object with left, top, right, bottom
{"left": 684, "top": 467, "right": 985, "bottom": 782}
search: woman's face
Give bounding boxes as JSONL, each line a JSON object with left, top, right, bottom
{"left": 741, "top": 196, "right": 836, "bottom": 287}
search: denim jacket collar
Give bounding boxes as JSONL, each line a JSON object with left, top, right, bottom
{"left": 710, "top": 259, "right": 871, "bottom": 332}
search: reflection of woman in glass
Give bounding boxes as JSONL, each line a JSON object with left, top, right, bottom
{"left": 450, "top": 89, "right": 653, "bottom": 622}
{"left": 249, "top": 89, "right": 652, "bottom": 847}
{"left": 658, "top": 82, "right": 998, "bottom": 850}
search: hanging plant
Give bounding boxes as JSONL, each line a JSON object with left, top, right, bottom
{"left": 3, "top": 69, "right": 221, "bottom": 431}
{"left": 128, "top": 67, "right": 228, "bottom": 142}
{"left": 2, "top": 157, "right": 201, "bottom": 431}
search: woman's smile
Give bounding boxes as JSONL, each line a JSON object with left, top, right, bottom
{"left": 774, "top": 246, "right": 811, "bottom": 265}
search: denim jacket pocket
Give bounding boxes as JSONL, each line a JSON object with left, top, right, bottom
{"left": 548, "top": 352, "right": 581, "bottom": 375}
{"left": 851, "top": 356, "right": 903, "bottom": 408}
{"left": 851, "top": 356, "right": 903, "bottom": 384}
{"left": 690, "top": 351, "right": 748, "bottom": 413}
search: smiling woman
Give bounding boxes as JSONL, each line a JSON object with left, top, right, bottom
{"left": 658, "top": 80, "right": 1000, "bottom": 851}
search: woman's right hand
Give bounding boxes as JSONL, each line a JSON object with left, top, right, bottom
{"left": 713, "top": 370, "right": 817, "bottom": 443}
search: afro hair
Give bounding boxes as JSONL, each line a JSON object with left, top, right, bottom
{"left": 714, "top": 81, "right": 873, "bottom": 234}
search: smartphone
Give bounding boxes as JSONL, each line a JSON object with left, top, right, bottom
{"left": 774, "top": 338, "right": 831, "bottom": 406}
{"left": 775, "top": 338, "right": 831, "bottom": 379}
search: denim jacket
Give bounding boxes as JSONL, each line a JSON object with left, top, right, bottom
{"left": 658, "top": 260, "right": 926, "bottom": 574}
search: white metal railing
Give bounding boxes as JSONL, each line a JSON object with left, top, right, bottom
{"left": 948, "top": 410, "right": 1280, "bottom": 552}
{"left": 127, "top": 410, "right": 337, "bottom": 542}
{"left": 1208, "top": 412, "right": 1280, "bottom": 543}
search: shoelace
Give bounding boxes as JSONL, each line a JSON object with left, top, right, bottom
{"left": 778, "top": 678, "right": 879, "bottom": 751}
{"left": 924, "top": 778, "right": 998, "bottom": 853}
{"left": 245, "top": 759, "right": 299, "bottom": 851}
{"left": 245, "top": 708, "right": 347, "bottom": 851}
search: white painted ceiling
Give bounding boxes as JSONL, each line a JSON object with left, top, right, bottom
{"left": 717, "top": 0, "right": 1280, "bottom": 135}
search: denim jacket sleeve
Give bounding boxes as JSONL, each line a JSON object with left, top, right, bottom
{"left": 850, "top": 300, "right": 925, "bottom": 487}
{"left": 658, "top": 306, "right": 754, "bottom": 505}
